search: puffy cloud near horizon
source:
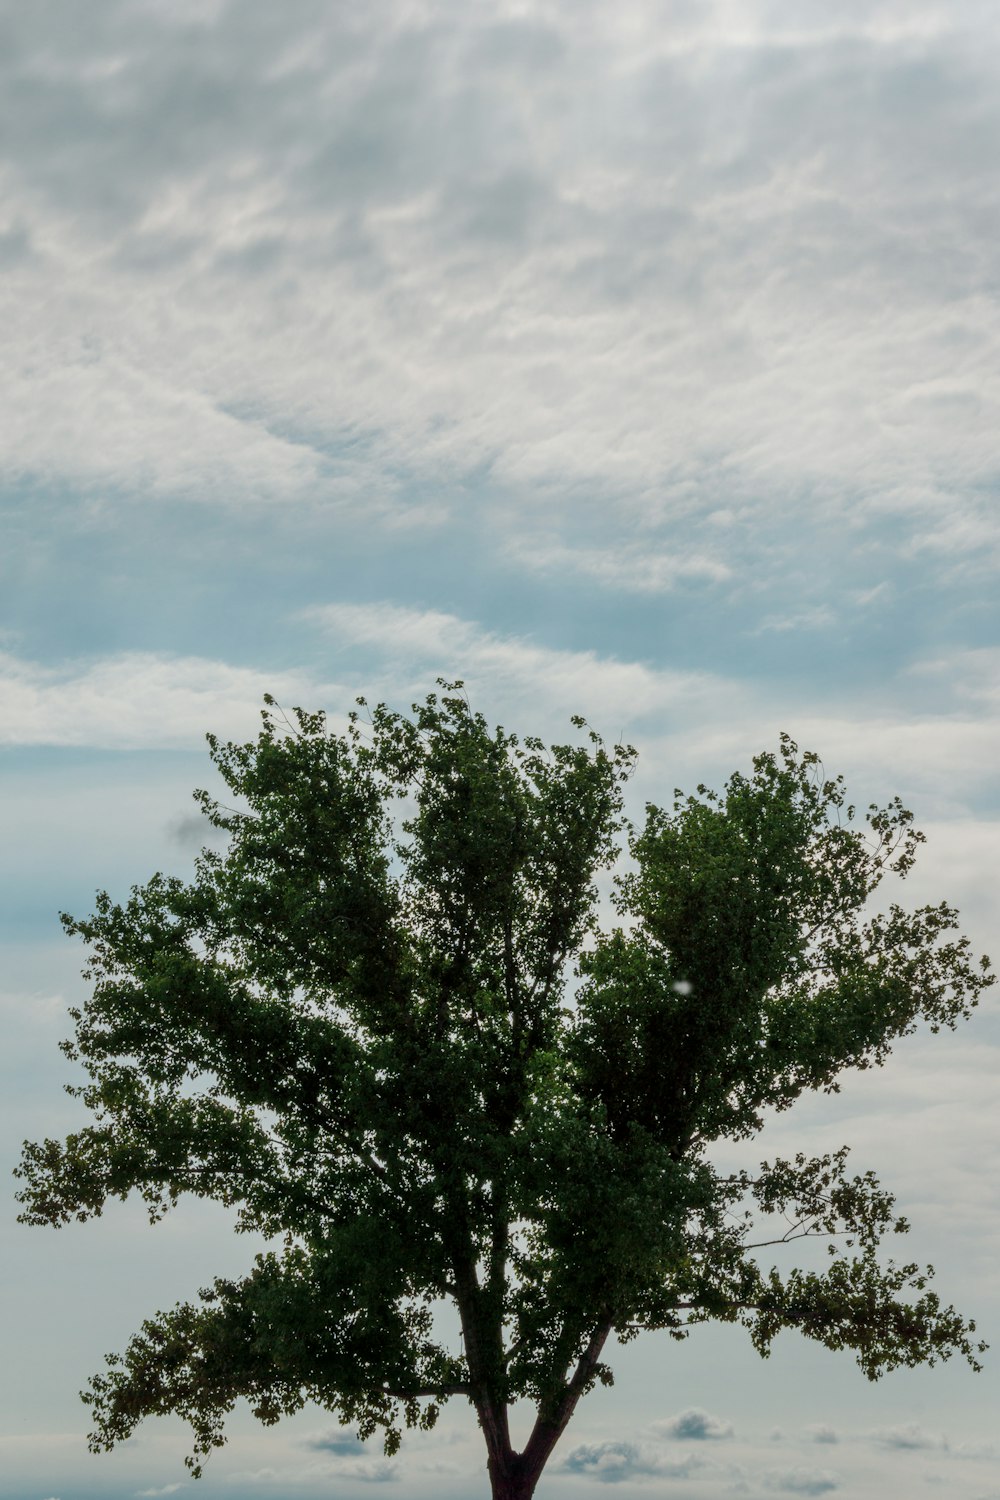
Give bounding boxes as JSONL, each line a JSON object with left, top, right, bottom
{"left": 562, "top": 1440, "right": 705, "bottom": 1483}
{"left": 308, "top": 1429, "right": 367, "bottom": 1456}
{"left": 653, "top": 1407, "right": 735, "bottom": 1442}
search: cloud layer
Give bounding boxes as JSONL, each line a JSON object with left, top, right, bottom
{"left": 6, "top": 606, "right": 1000, "bottom": 836}
{"left": 4, "top": 0, "right": 1000, "bottom": 592}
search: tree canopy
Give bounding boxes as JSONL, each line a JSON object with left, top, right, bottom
{"left": 16, "top": 685, "right": 993, "bottom": 1500}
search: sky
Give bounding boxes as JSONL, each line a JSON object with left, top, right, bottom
{"left": 2, "top": 0, "right": 1000, "bottom": 1496}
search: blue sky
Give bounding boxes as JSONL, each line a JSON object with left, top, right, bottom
{"left": 2, "top": 1, "right": 1000, "bottom": 1497}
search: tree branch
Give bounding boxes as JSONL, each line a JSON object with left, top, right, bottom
{"left": 380, "top": 1383, "right": 472, "bottom": 1400}
{"left": 517, "top": 1317, "right": 615, "bottom": 1487}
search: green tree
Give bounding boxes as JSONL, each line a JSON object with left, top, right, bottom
{"left": 16, "top": 685, "right": 992, "bottom": 1500}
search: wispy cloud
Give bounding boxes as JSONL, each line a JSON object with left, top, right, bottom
{"left": 764, "top": 1468, "right": 840, "bottom": 1496}
{"left": 0, "top": 650, "right": 335, "bottom": 749}
{"left": 8, "top": 614, "right": 1000, "bottom": 839}
{"left": 304, "top": 600, "right": 1000, "bottom": 822}
{"left": 753, "top": 607, "right": 838, "bottom": 636}
{"left": 224, "top": 1457, "right": 397, "bottom": 1485}
{"left": 322, "top": 1459, "right": 398, "bottom": 1484}
{"left": 872, "top": 1423, "right": 946, "bottom": 1451}
{"left": 303, "top": 600, "right": 729, "bottom": 730}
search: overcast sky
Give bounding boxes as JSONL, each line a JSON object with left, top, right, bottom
{"left": 2, "top": 2, "right": 1000, "bottom": 1498}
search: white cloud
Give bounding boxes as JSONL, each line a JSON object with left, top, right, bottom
{"left": 3, "top": 0, "right": 1000, "bottom": 586}
{"left": 8, "top": 615, "right": 1000, "bottom": 846}
{"left": 0, "top": 650, "right": 335, "bottom": 750}
{"left": 305, "top": 601, "right": 1000, "bottom": 830}
{"left": 303, "top": 600, "right": 728, "bottom": 732}
{"left": 503, "top": 536, "right": 735, "bottom": 593}
{"left": 0, "top": 331, "right": 335, "bottom": 508}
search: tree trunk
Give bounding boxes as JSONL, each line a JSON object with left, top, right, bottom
{"left": 488, "top": 1458, "right": 538, "bottom": 1500}
{"left": 490, "top": 1479, "right": 536, "bottom": 1500}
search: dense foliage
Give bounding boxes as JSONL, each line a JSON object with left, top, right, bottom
{"left": 17, "top": 685, "right": 993, "bottom": 1500}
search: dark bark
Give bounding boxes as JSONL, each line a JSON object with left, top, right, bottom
{"left": 451, "top": 1252, "right": 516, "bottom": 1498}
{"left": 487, "top": 1461, "right": 537, "bottom": 1500}
{"left": 481, "top": 1318, "right": 615, "bottom": 1500}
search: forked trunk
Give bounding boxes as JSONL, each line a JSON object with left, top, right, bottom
{"left": 483, "top": 1322, "right": 614, "bottom": 1500}
{"left": 486, "top": 1431, "right": 558, "bottom": 1500}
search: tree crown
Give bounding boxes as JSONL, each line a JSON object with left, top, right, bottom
{"left": 16, "top": 685, "right": 993, "bottom": 1493}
